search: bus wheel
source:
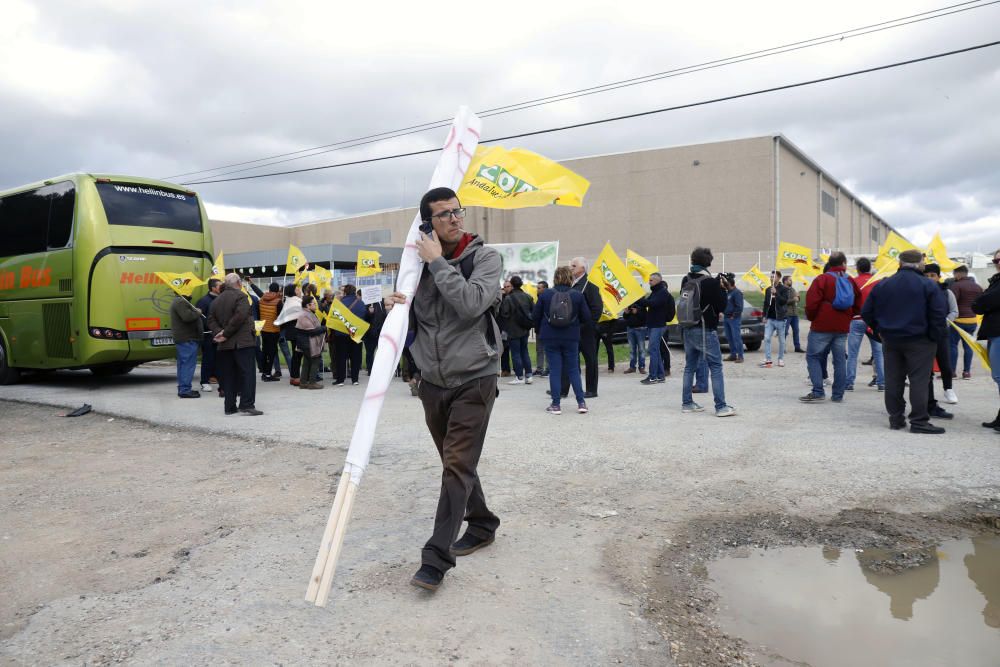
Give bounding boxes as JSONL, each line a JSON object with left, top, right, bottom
{"left": 89, "top": 363, "right": 136, "bottom": 377}
{"left": 0, "top": 338, "right": 21, "bottom": 385}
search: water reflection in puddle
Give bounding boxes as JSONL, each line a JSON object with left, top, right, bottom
{"left": 708, "top": 536, "right": 1000, "bottom": 666}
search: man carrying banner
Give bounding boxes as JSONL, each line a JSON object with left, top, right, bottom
{"left": 390, "top": 187, "right": 503, "bottom": 592}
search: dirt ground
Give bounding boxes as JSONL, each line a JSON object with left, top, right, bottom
{"left": 2, "top": 353, "right": 999, "bottom": 665}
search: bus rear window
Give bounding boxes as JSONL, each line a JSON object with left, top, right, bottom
{"left": 96, "top": 183, "right": 202, "bottom": 232}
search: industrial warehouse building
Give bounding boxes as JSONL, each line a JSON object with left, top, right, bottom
{"left": 212, "top": 134, "right": 899, "bottom": 275}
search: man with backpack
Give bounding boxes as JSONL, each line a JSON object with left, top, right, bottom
{"left": 801, "top": 251, "right": 862, "bottom": 403}
{"left": 499, "top": 275, "right": 535, "bottom": 384}
{"left": 677, "top": 247, "right": 735, "bottom": 417}
{"left": 390, "top": 187, "right": 503, "bottom": 593}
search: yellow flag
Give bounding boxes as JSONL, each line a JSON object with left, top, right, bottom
{"left": 877, "top": 231, "right": 919, "bottom": 263}
{"left": 312, "top": 264, "right": 333, "bottom": 292}
{"left": 156, "top": 271, "right": 206, "bottom": 297}
{"left": 862, "top": 260, "right": 899, "bottom": 289}
{"left": 588, "top": 243, "right": 645, "bottom": 319}
{"left": 521, "top": 281, "right": 538, "bottom": 302}
{"left": 457, "top": 145, "right": 590, "bottom": 209}
{"left": 254, "top": 320, "right": 265, "bottom": 335}
{"left": 315, "top": 307, "right": 328, "bottom": 326}
{"left": 626, "top": 250, "right": 659, "bottom": 281}
{"left": 791, "top": 267, "right": 811, "bottom": 287}
{"left": 776, "top": 242, "right": 816, "bottom": 272}
{"left": 925, "top": 233, "right": 959, "bottom": 272}
{"left": 211, "top": 252, "right": 225, "bottom": 279}
{"left": 741, "top": 264, "right": 770, "bottom": 293}
{"left": 947, "top": 320, "right": 991, "bottom": 371}
{"left": 356, "top": 250, "right": 382, "bottom": 278}
{"left": 286, "top": 244, "right": 307, "bottom": 274}
{"left": 326, "top": 298, "right": 370, "bottom": 343}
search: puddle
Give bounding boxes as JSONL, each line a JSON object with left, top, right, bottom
{"left": 708, "top": 536, "right": 1000, "bottom": 666}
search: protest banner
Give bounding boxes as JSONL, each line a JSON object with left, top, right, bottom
{"left": 489, "top": 241, "right": 559, "bottom": 286}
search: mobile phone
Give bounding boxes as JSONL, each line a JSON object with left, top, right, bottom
{"left": 419, "top": 220, "right": 433, "bottom": 235}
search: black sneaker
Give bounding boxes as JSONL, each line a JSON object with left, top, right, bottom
{"left": 799, "top": 393, "right": 825, "bottom": 403}
{"left": 451, "top": 532, "right": 495, "bottom": 556}
{"left": 239, "top": 408, "right": 263, "bottom": 416}
{"left": 640, "top": 376, "right": 656, "bottom": 385}
{"left": 929, "top": 407, "right": 954, "bottom": 420}
{"left": 178, "top": 390, "right": 201, "bottom": 398}
{"left": 410, "top": 564, "right": 444, "bottom": 591}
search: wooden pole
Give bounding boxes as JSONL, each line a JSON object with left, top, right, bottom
{"left": 314, "top": 480, "right": 359, "bottom": 607}
{"left": 304, "top": 472, "right": 350, "bottom": 603}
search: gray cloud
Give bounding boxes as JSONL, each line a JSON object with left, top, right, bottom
{"left": 2, "top": 0, "right": 999, "bottom": 251}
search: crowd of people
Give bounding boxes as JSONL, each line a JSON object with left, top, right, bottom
{"left": 166, "top": 185, "right": 999, "bottom": 592}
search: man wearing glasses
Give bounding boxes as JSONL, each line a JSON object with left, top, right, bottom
{"left": 389, "top": 187, "right": 503, "bottom": 592}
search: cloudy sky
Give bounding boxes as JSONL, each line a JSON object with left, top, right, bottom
{"left": 2, "top": 0, "right": 999, "bottom": 251}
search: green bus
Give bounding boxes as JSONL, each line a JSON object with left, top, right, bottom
{"left": 0, "top": 173, "right": 214, "bottom": 384}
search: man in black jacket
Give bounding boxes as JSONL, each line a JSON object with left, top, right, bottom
{"left": 760, "top": 271, "right": 790, "bottom": 368}
{"left": 563, "top": 256, "right": 601, "bottom": 398}
{"left": 641, "top": 273, "right": 675, "bottom": 384}
{"left": 862, "top": 249, "right": 947, "bottom": 434}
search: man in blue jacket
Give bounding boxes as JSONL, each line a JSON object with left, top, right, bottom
{"left": 721, "top": 273, "right": 745, "bottom": 363}
{"left": 862, "top": 249, "right": 948, "bottom": 434}
{"left": 641, "top": 273, "right": 675, "bottom": 384}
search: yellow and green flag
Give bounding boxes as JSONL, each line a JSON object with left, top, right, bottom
{"left": 877, "top": 231, "right": 919, "bottom": 266}
{"left": 156, "top": 271, "right": 206, "bottom": 297}
{"left": 626, "top": 249, "right": 659, "bottom": 281}
{"left": 925, "top": 233, "right": 959, "bottom": 272}
{"left": 286, "top": 244, "right": 307, "bottom": 274}
{"left": 588, "top": 243, "right": 645, "bottom": 320}
{"left": 457, "top": 146, "right": 590, "bottom": 209}
{"left": 356, "top": 250, "right": 382, "bottom": 278}
{"left": 311, "top": 264, "right": 333, "bottom": 293}
{"left": 741, "top": 264, "right": 770, "bottom": 292}
{"left": 776, "top": 242, "right": 816, "bottom": 273}
{"left": 211, "top": 252, "right": 225, "bottom": 279}
{"left": 948, "top": 320, "right": 990, "bottom": 370}
{"left": 326, "top": 298, "right": 370, "bottom": 343}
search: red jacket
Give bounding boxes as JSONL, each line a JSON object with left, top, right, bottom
{"left": 805, "top": 266, "right": 862, "bottom": 333}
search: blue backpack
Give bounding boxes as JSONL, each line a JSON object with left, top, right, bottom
{"left": 831, "top": 272, "right": 855, "bottom": 311}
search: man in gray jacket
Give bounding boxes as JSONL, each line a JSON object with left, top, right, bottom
{"left": 392, "top": 187, "right": 502, "bottom": 592}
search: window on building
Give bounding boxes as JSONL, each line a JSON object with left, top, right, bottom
{"left": 870, "top": 224, "right": 880, "bottom": 244}
{"left": 348, "top": 229, "right": 391, "bottom": 245}
{"left": 821, "top": 191, "right": 837, "bottom": 217}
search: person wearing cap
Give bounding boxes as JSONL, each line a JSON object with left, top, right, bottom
{"left": 862, "top": 249, "right": 948, "bottom": 433}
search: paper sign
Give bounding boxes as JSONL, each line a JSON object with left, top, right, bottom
{"left": 360, "top": 285, "right": 383, "bottom": 305}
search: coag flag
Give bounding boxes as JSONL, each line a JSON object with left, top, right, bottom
{"left": 326, "top": 298, "right": 370, "bottom": 343}
{"left": 791, "top": 267, "right": 811, "bottom": 287}
{"left": 876, "top": 231, "right": 919, "bottom": 267}
{"left": 741, "top": 264, "right": 770, "bottom": 292}
{"left": 862, "top": 260, "right": 899, "bottom": 289}
{"left": 311, "top": 264, "right": 333, "bottom": 293}
{"left": 457, "top": 146, "right": 590, "bottom": 209}
{"left": 776, "top": 242, "right": 816, "bottom": 273}
{"left": 211, "top": 252, "right": 225, "bottom": 278}
{"left": 522, "top": 281, "right": 538, "bottom": 302}
{"left": 286, "top": 244, "right": 307, "bottom": 274}
{"left": 925, "top": 233, "right": 959, "bottom": 272}
{"left": 948, "top": 320, "right": 991, "bottom": 370}
{"left": 356, "top": 250, "right": 382, "bottom": 278}
{"left": 626, "top": 249, "right": 659, "bottom": 281}
{"left": 156, "top": 271, "right": 206, "bottom": 297}
{"left": 588, "top": 243, "right": 644, "bottom": 320}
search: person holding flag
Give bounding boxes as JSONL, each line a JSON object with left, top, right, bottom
{"left": 331, "top": 285, "right": 368, "bottom": 387}
{"left": 387, "top": 187, "right": 503, "bottom": 592}
{"left": 169, "top": 288, "right": 206, "bottom": 399}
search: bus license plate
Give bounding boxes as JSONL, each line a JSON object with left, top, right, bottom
{"left": 740, "top": 328, "right": 752, "bottom": 336}
{"left": 151, "top": 336, "right": 174, "bottom": 346}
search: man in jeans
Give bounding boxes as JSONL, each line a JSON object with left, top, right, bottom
{"left": 845, "top": 257, "right": 884, "bottom": 392}
{"left": 641, "top": 273, "right": 674, "bottom": 384}
{"left": 390, "top": 187, "right": 503, "bottom": 592}
{"left": 722, "top": 273, "right": 744, "bottom": 363}
{"left": 623, "top": 297, "right": 647, "bottom": 374}
{"left": 801, "top": 252, "right": 861, "bottom": 403}
{"left": 534, "top": 280, "right": 549, "bottom": 377}
{"left": 759, "top": 270, "right": 788, "bottom": 368}
{"left": 195, "top": 278, "right": 222, "bottom": 391}
{"left": 948, "top": 265, "right": 983, "bottom": 380}
{"left": 500, "top": 275, "right": 534, "bottom": 385}
{"left": 169, "top": 292, "right": 204, "bottom": 398}
{"left": 680, "top": 247, "right": 735, "bottom": 417}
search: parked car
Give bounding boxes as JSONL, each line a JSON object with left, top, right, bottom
{"left": 665, "top": 303, "right": 764, "bottom": 351}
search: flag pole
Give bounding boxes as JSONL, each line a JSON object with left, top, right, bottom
{"left": 304, "top": 472, "right": 350, "bottom": 603}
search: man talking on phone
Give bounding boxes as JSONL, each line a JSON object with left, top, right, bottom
{"left": 388, "top": 187, "right": 503, "bottom": 592}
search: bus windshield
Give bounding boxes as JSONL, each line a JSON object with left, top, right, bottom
{"left": 96, "top": 182, "right": 202, "bottom": 232}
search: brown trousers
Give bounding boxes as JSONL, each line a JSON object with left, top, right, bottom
{"left": 418, "top": 375, "right": 500, "bottom": 572}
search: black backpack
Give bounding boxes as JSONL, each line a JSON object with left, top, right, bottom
{"left": 546, "top": 290, "right": 576, "bottom": 328}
